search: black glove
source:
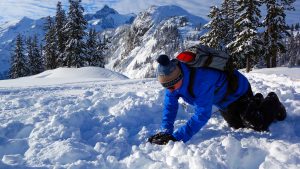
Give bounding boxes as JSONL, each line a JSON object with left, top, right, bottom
{"left": 148, "top": 132, "right": 177, "bottom": 145}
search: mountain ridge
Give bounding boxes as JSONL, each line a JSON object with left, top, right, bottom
{"left": 105, "top": 5, "right": 207, "bottom": 78}
{"left": 0, "top": 5, "right": 207, "bottom": 80}
{"left": 0, "top": 5, "right": 136, "bottom": 79}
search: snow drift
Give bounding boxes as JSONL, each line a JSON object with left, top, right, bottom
{"left": 0, "top": 67, "right": 299, "bottom": 169}
{"left": 0, "top": 67, "right": 128, "bottom": 88}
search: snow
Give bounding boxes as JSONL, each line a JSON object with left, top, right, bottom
{"left": 0, "top": 6, "right": 134, "bottom": 80}
{"left": 0, "top": 67, "right": 128, "bottom": 87}
{"left": 106, "top": 6, "right": 206, "bottom": 79}
{"left": 0, "top": 66, "right": 300, "bottom": 168}
{"left": 149, "top": 5, "right": 206, "bottom": 25}
{"left": 0, "top": 0, "right": 299, "bottom": 26}
{"left": 251, "top": 67, "right": 300, "bottom": 81}
{"left": 0, "top": 17, "right": 47, "bottom": 79}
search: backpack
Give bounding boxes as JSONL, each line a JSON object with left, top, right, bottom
{"left": 176, "top": 44, "right": 237, "bottom": 98}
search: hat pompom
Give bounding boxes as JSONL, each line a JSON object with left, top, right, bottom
{"left": 156, "top": 55, "right": 170, "bottom": 66}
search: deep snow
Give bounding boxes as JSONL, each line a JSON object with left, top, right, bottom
{"left": 0, "top": 67, "right": 299, "bottom": 169}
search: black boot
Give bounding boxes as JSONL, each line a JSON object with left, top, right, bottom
{"left": 240, "top": 93, "right": 265, "bottom": 131}
{"left": 253, "top": 93, "right": 264, "bottom": 106}
{"left": 260, "top": 92, "right": 287, "bottom": 122}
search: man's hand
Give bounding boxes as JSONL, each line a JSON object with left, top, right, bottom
{"left": 148, "top": 132, "right": 177, "bottom": 145}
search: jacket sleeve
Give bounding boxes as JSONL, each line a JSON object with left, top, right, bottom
{"left": 160, "top": 90, "right": 179, "bottom": 134}
{"left": 173, "top": 82, "right": 215, "bottom": 142}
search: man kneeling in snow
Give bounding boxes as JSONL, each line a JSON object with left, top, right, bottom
{"left": 148, "top": 54, "right": 286, "bottom": 145}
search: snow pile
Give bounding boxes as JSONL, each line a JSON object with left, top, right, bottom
{"left": 0, "top": 67, "right": 128, "bottom": 87}
{"left": 0, "top": 67, "right": 300, "bottom": 169}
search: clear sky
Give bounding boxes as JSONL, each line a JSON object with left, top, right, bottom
{"left": 0, "top": 0, "right": 299, "bottom": 25}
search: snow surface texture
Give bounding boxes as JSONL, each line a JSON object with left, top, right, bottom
{"left": 0, "top": 67, "right": 299, "bottom": 169}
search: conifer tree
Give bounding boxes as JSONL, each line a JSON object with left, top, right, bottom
{"left": 295, "top": 23, "right": 300, "bottom": 30}
{"left": 263, "top": 0, "right": 295, "bottom": 67}
{"left": 29, "top": 35, "right": 44, "bottom": 75}
{"left": 228, "top": 0, "right": 263, "bottom": 72}
{"left": 221, "top": 0, "right": 239, "bottom": 47}
{"left": 284, "top": 31, "right": 300, "bottom": 66}
{"left": 26, "top": 36, "right": 34, "bottom": 72}
{"left": 96, "top": 35, "right": 109, "bottom": 68}
{"left": 296, "top": 32, "right": 300, "bottom": 65}
{"left": 44, "top": 16, "right": 58, "bottom": 69}
{"left": 55, "top": 1, "right": 67, "bottom": 66}
{"left": 200, "top": 6, "right": 225, "bottom": 49}
{"left": 86, "top": 29, "right": 108, "bottom": 67}
{"left": 9, "top": 34, "right": 28, "bottom": 79}
{"left": 86, "top": 28, "right": 97, "bottom": 66}
{"left": 63, "top": 0, "right": 87, "bottom": 68}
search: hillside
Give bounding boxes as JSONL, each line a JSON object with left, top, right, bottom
{"left": 0, "top": 67, "right": 299, "bottom": 168}
{"left": 105, "top": 5, "right": 207, "bottom": 79}
{"left": 0, "top": 5, "right": 135, "bottom": 80}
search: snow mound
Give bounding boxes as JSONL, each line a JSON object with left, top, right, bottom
{"left": 33, "top": 67, "right": 128, "bottom": 80}
{"left": 0, "top": 67, "right": 128, "bottom": 87}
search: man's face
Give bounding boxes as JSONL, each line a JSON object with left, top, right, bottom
{"left": 166, "top": 79, "right": 183, "bottom": 92}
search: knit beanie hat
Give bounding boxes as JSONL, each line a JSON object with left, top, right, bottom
{"left": 156, "top": 55, "right": 183, "bottom": 88}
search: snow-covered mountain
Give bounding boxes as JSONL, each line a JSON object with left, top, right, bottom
{"left": 0, "top": 17, "right": 47, "bottom": 80}
{"left": 0, "top": 5, "right": 205, "bottom": 80}
{"left": 1, "top": 0, "right": 299, "bottom": 26}
{"left": 105, "top": 5, "right": 207, "bottom": 79}
{"left": 85, "top": 5, "right": 135, "bottom": 30}
{"left": 0, "top": 66, "right": 299, "bottom": 168}
{"left": 0, "top": 5, "right": 135, "bottom": 80}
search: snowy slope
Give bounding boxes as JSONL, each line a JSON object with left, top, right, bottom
{"left": 0, "top": 67, "right": 128, "bottom": 88}
{"left": 0, "top": 17, "right": 47, "bottom": 79}
{"left": 106, "top": 5, "right": 207, "bottom": 79}
{"left": 0, "top": 5, "right": 134, "bottom": 80}
{"left": 0, "top": 67, "right": 299, "bottom": 168}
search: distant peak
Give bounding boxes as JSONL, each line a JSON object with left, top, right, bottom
{"left": 142, "top": 5, "right": 207, "bottom": 25}
{"left": 95, "top": 5, "right": 118, "bottom": 17}
{"left": 103, "top": 5, "right": 110, "bottom": 9}
{"left": 20, "top": 16, "right": 33, "bottom": 21}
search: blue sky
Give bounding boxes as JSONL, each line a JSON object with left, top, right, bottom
{"left": 0, "top": 0, "right": 299, "bottom": 25}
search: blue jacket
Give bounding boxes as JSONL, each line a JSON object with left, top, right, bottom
{"left": 161, "top": 62, "right": 250, "bottom": 142}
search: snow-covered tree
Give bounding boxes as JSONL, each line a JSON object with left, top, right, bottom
{"left": 44, "top": 16, "right": 58, "bottom": 70}
{"left": 9, "top": 34, "right": 29, "bottom": 79}
{"left": 295, "top": 32, "right": 300, "bottom": 66}
{"left": 221, "top": 0, "right": 239, "bottom": 47}
{"left": 278, "top": 31, "right": 300, "bottom": 67}
{"left": 55, "top": 1, "right": 67, "bottom": 67}
{"left": 200, "top": 6, "right": 226, "bottom": 49}
{"left": 263, "top": 0, "right": 295, "bottom": 68}
{"left": 295, "top": 23, "right": 300, "bottom": 30}
{"left": 85, "top": 28, "right": 97, "bottom": 66}
{"left": 96, "top": 35, "right": 109, "bottom": 68}
{"left": 29, "top": 35, "right": 44, "bottom": 75}
{"left": 85, "top": 28, "right": 106, "bottom": 67}
{"left": 63, "top": 0, "right": 87, "bottom": 68}
{"left": 26, "top": 36, "right": 34, "bottom": 70}
{"left": 228, "top": 0, "right": 263, "bottom": 72}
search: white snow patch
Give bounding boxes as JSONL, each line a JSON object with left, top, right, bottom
{"left": 0, "top": 67, "right": 299, "bottom": 168}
